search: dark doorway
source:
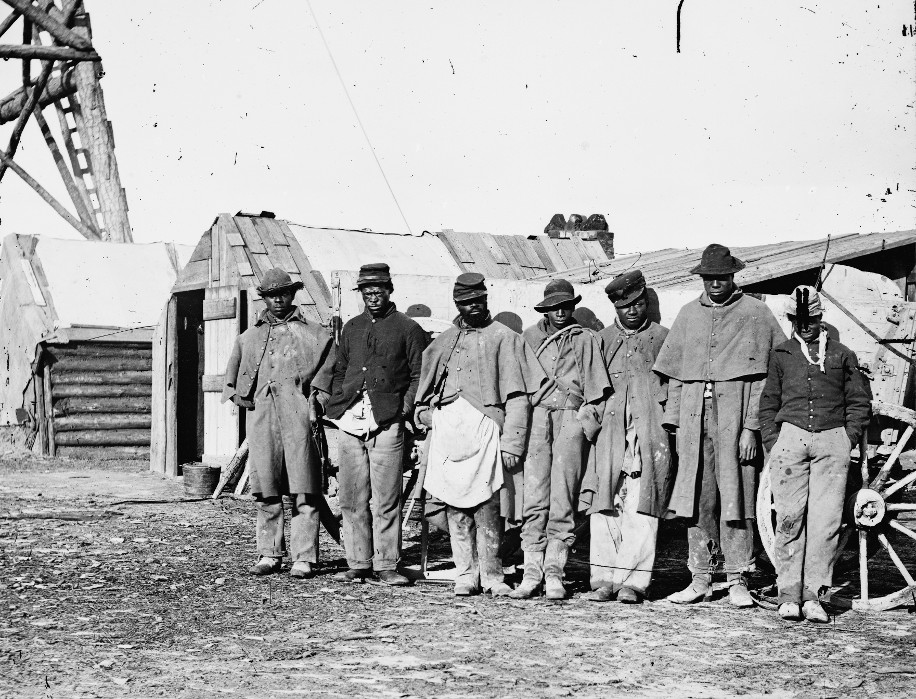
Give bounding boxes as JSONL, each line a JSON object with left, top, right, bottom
{"left": 175, "top": 290, "right": 205, "bottom": 466}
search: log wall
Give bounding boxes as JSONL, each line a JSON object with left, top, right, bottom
{"left": 46, "top": 341, "right": 153, "bottom": 458}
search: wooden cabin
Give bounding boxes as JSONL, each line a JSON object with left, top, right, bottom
{"left": 0, "top": 234, "right": 192, "bottom": 458}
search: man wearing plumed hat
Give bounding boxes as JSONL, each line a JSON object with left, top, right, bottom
{"left": 415, "top": 273, "right": 546, "bottom": 596}
{"left": 325, "top": 263, "right": 429, "bottom": 586}
{"left": 580, "top": 269, "right": 673, "bottom": 604}
{"left": 654, "top": 244, "right": 785, "bottom": 606}
{"left": 222, "top": 268, "right": 336, "bottom": 579}
{"left": 509, "top": 279, "right": 611, "bottom": 600}
{"left": 759, "top": 285, "right": 869, "bottom": 622}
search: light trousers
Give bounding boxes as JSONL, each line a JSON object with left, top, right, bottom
{"left": 255, "top": 494, "right": 320, "bottom": 563}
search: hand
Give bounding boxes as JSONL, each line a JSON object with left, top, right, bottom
{"left": 309, "top": 398, "right": 321, "bottom": 425}
{"left": 738, "top": 428, "right": 758, "bottom": 463}
{"left": 502, "top": 453, "right": 520, "bottom": 471}
{"left": 417, "top": 408, "right": 433, "bottom": 429}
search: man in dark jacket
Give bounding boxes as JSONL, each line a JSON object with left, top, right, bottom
{"left": 759, "top": 285, "right": 870, "bottom": 622}
{"left": 222, "top": 269, "right": 335, "bottom": 579}
{"left": 326, "top": 263, "right": 429, "bottom": 586}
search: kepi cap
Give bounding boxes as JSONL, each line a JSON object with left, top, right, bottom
{"left": 605, "top": 269, "right": 647, "bottom": 307}
{"left": 356, "top": 262, "right": 392, "bottom": 287}
{"left": 453, "top": 272, "right": 488, "bottom": 302}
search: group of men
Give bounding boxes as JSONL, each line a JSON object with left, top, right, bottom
{"left": 223, "top": 242, "right": 871, "bottom": 623}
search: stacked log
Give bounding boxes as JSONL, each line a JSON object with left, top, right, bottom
{"left": 47, "top": 342, "right": 153, "bottom": 458}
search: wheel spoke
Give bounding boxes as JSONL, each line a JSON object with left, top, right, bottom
{"left": 887, "top": 503, "right": 916, "bottom": 512}
{"left": 859, "top": 530, "right": 869, "bottom": 602}
{"left": 889, "top": 519, "right": 916, "bottom": 543}
{"left": 881, "top": 468, "right": 916, "bottom": 499}
{"left": 870, "top": 425, "right": 914, "bottom": 491}
{"left": 877, "top": 533, "right": 916, "bottom": 587}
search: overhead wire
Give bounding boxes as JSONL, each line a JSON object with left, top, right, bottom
{"left": 305, "top": 1, "right": 414, "bottom": 235}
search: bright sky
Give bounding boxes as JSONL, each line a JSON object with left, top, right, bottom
{"left": 0, "top": 1, "right": 913, "bottom": 253}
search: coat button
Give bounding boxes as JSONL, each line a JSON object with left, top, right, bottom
{"left": 362, "top": 367, "right": 367, "bottom": 371}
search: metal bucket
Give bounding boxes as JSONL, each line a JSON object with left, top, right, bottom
{"left": 182, "top": 463, "right": 221, "bottom": 496}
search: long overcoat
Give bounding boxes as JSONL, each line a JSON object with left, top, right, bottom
{"left": 653, "top": 291, "right": 785, "bottom": 520}
{"left": 581, "top": 321, "right": 673, "bottom": 518}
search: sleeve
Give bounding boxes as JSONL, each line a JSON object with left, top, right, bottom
{"left": 329, "top": 324, "right": 350, "bottom": 402}
{"left": 311, "top": 334, "right": 337, "bottom": 403}
{"left": 743, "top": 374, "right": 767, "bottom": 432}
{"left": 221, "top": 336, "right": 244, "bottom": 404}
{"left": 402, "top": 322, "right": 431, "bottom": 417}
{"left": 500, "top": 392, "right": 531, "bottom": 457}
{"left": 662, "top": 377, "right": 682, "bottom": 428}
{"left": 758, "top": 351, "right": 783, "bottom": 451}
{"left": 843, "top": 350, "right": 872, "bottom": 447}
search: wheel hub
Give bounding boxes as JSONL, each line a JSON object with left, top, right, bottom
{"left": 852, "top": 488, "right": 887, "bottom": 528}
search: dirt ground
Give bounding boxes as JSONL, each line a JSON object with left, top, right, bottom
{"left": 2, "top": 455, "right": 915, "bottom": 699}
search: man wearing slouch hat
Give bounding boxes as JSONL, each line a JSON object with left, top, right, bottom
{"left": 222, "top": 268, "right": 336, "bottom": 579}
{"left": 581, "top": 269, "right": 673, "bottom": 604}
{"left": 415, "top": 273, "right": 546, "bottom": 596}
{"left": 654, "top": 244, "right": 785, "bottom": 606}
{"left": 510, "top": 279, "right": 611, "bottom": 600}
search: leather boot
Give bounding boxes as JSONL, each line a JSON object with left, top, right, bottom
{"left": 508, "top": 551, "right": 544, "bottom": 599}
{"left": 728, "top": 574, "right": 754, "bottom": 608}
{"left": 544, "top": 540, "right": 569, "bottom": 600}
{"left": 667, "top": 573, "right": 711, "bottom": 604}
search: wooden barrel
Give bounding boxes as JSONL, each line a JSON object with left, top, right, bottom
{"left": 183, "top": 463, "right": 221, "bottom": 496}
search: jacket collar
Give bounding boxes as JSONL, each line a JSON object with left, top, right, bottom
{"left": 699, "top": 287, "right": 744, "bottom": 308}
{"left": 454, "top": 313, "right": 492, "bottom": 330}
{"left": 613, "top": 316, "right": 650, "bottom": 336}
{"left": 255, "top": 305, "right": 307, "bottom": 326}
{"left": 363, "top": 302, "right": 398, "bottom": 321}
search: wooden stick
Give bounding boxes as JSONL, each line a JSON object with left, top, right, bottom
{"left": 0, "top": 44, "right": 98, "bottom": 60}
{"left": 0, "top": 53, "right": 54, "bottom": 183}
{"left": 35, "top": 367, "right": 48, "bottom": 456}
{"left": 3, "top": 0, "right": 92, "bottom": 50}
{"left": 32, "top": 107, "right": 98, "bottom": 233}
{"left": 0, "top": 148, "right": 98, "bottom": 240}
{"left": 212, "top": 439, "right": 249, "bottom": 498}
{"left": 233, "top": 463, "right": 251, "bottom": 495}
{"left": 21, "top": 18, "right": 31, "bottom": 87}
{"left": 0, "top": 10, "right": 21, "bottom": 40}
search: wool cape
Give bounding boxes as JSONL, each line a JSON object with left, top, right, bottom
{"left": 581, "top": 321, "right": 673, "bottom": 518}
{"left": 654, "top": 291, "right": 786, "bottom": 520}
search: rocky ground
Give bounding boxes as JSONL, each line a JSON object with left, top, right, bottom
{"left": 1, "top": 454, "right": 915, "bottom": 699}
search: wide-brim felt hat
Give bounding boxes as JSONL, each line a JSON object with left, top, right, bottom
{"left": 690, "top": 243, "right": 746, "bottom": 276}
{"left": 453, "top": 272, "right": 488, "bottom": 302}
{"left": 257, "top": 268, "right": 304, "bottom": 296}
{"left": 534, "top": 278, "right": 581, "bottom": 312}
{"left": 356, "top": 262, "right": 392, "bottom": 287}
{"left": 605, "top": 269, "right": 647, "bottom": 307}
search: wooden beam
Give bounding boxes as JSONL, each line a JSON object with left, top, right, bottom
{"left": 0, "top": 67, "right": 76, "bottom": 123}
{"left": 43, "top": 364, "right": 55, "bottom": 456}
{"left": 0, "top": 10, "right": 21, "bottom": 40}
{"left": 0, "top": 52, "right": 55, "bottom": 182}
{"left": 3, "top": 0, "right": 92, "bottom": 50}
{"left": 0, "top": 148, "right": 99, "bottom": 240}
{"left": 0, "top": 44, "right": 97, "bottom": 60}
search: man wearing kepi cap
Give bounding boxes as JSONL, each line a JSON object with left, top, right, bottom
{"left": 325, "top": 263, "right": 429, "bottom": 586}
{"left": 415, "top": 273, "right": 546, "bottom": 596}
{"left": 654, "top": 244, "right": 785, "bottom": 606}
{"left": 222, "top": 268, "right": 335, "bottom": 579}
{"left": 510, "top": 279, "right": 611, "bottom": 600}
{"left": 580, "top": 270, "right": 673, "bottom": 604}
{"left": 759, "top": 285, "right": 869, "bottom": 622}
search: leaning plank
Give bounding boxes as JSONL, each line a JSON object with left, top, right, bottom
{"left": 57, "top": 446, "right": 151, "bottom": 461}
{"left": 52, "top": 356, "right": 152, "bottom": 372}
{"left": 54, "top": 396, "right": 151, "bottom": 416}
{"left": 55, "top": 429, "right": 151, "bottom": 447}
{"left": 212, "top": 439, "right": 249, "bottom": 498}
{"left": 234, "top": 462, "right": 251, "bottom": 495}
{"left": 53, "top": 371, "right": 152, "bottom": 385}
{"left": 54, "top": 414, "right": 152, "bottom": 432}
{"left": 51, "top": 384, "right": 153, "bottom": 399}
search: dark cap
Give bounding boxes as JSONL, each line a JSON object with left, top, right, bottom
{"left": 453, "top": 272, "right": 487, "bottom": 302}
{"left": 356, "top": 262, "right": 392, "bottom": 287}
{"left": 690, "top": 243, "right": 745, "bottom": 276}
{"left": 534, "top": 278, "right": 581, "bottom": 312}
{"left": 256, "top": 268, "right": 304, "bottom": 296}
{"left": 605, "top": 269, "right": 646, "bottom": 307}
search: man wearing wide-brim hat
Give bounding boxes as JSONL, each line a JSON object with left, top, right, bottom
{"left": 759, "top": 285, "right": 870, "bottom": 622}
{"left": 509, "top": 279, "right": 611, "bottom": 600}
{"left": 324, "top": 263, "right": 429, "bottom": 586}
{"left": 654, "top": 244, "right": 785, "bottom": 606}
{"left": 222, "top": 268, "right": 335, "bottom": 579}
{"left": 579, "top": 269, "right": 673, "bottom": 604}
{"left": 415, "top": 273, "right": 546, "bottom": 597}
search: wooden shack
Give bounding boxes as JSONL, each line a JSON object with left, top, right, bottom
{"left": 0, "top": 234, "right": 192, "bottom": 458}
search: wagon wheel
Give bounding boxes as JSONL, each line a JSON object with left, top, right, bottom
{"left": 756, "top": 399, "right": 916, "bottom": 612}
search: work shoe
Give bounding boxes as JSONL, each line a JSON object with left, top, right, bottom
{"left": 544, "top": 540, "right": 569, "bottom": 600}
{"left": 585, "top": 586, "right": 615, "bottom": 603}
{"left": 454, "top": 582, "right": 481, "bottom": 596}
{"left": 377, "top": 570, "right": 411, "bottom": 587}
{"left": 778, "top": 602, "right": 801, "bottom": 620}
{"left": 617, "top": 587, "right": 641, "bottom": 604}
{"left": 508, "top": 551, "right": 545, "bottom": 599}
{"left": 488, "top": 582, "right": 513, "bottom": 597}
{"left": 667, "top": 574, "right": 711, "bottom": 604}
{"left": 333, "top": 568, "right": 371, "bottom": 583}
{"left": 802, "top": 600, "right": 830, "bottom": 623}
{"left": 728, "top": 579, "right": 755, "bottom": 608}
{"left": 290, "top": 561, "right": 313, "bottom": 579}
{"left": 248, "top": 557, "right": 281, "bottom": 576}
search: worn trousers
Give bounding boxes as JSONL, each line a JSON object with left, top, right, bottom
{"left": 687, "top": 395, "right": 755, "bottom": 576}
{"left": 522, "top": 406, "right": 589, "bottom": 551}
{"left": 338, "top": 422, "right": 405, "bottom": 571}
{"left": 769, "top": 423, "right": 850, "bottom": 604}
{"left": 447, "top": 493, "right": 504, "bottom": 591}
{"left": 255, "top": 494, "right": 320, "bottom": 563}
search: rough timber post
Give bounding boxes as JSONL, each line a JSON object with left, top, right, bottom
{"left": 70, "top": 9, "right": 131, "bottom": 242}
